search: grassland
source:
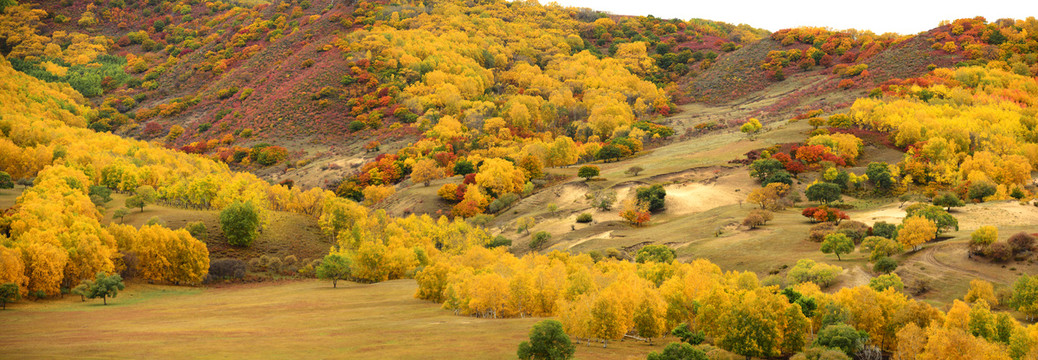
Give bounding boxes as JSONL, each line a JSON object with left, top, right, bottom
{"left": 1, "top": 279, "right": 664, "bottom": 360}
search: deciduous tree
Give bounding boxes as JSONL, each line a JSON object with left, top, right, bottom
{"left": 220, "top": 201, "right": 260, "bottom": 247}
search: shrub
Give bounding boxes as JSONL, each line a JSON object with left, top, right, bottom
{"left": 576, "top": 213, "right": 593, "bottom": 223}
{"left": 814, "top": 324, "right": 866, "bottom": 356}
{"left": 787, "top": 259, "right": 842, "bottom": 288}
{"left": 987, "top": 242, "right": 1012, "bottom": 262}
{"left": 185, "top": 221, "right": 207, "bottom": 240}
{"left": 808, "top": 222, "right": 836, "bottom": 242}
{"left": 1008, "top": 232, "right": 1035, "bottom": 254}
{"left": 517, "top": 320, "right": 574, "bottom": 360}
{"left": 836, "top": 221, "right": 868, "bottom": 244}
{"left": 487, "top": 193, "right": 520, "bottom": 214}
{"left": 220, "top": 201, "right": 260, "bottom": 247}
{"left": 348, "top": 121, "right": 366, "bottom": 132}
{"left": 872, "top": 221, "right": 898, "bottom": 239}
{"left": 743, "top": 209, "right": 773, "bottom": 229}
{"left": 869, "top": 273, "right": 904, "bottom": 292}
{"left": 207, "top": 258, "right": 246, "bottom": 281}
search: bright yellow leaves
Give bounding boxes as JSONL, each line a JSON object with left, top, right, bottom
{"left": 474, "top": 158, "right": 525, "bottom": 196}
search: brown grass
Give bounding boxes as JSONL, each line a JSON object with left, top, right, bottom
{"left": 1, "top": 279, "right": 665, "bottom": 360}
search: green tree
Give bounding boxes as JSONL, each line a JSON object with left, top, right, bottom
{"left": 597, "top": 144, "right": 627, "bottom": 162}
{"left": 647, "top": 342, "right": 707, "bottom": 360}
{"left": 517, "top": 319, "right": 575, "bottom": 360}
{"left": 453, "top": 159, "right": 475, "bottom": 176}
{"left": 636, "top": 245, "right": 675, "bottom": 264}
{"left": 113, "top": 208, "right": 130, "bottom": 223}
{"left": 0, "top": 283, "right": 18, "bottom": 310}
{"left": 868, "top": 273, "right": 904, "bottom": 292}
{"left": 636, "top": 184, "right": 667, "bottom": 212}
{"left": 316, "top": 254, "right": 352, "bottom": 288}
{"left": 865, "top": 162, "right": 893, "bottom": 192}
{"left": 578, "top": 165, "right": 600, "bottom": 181}
{"left": 932, "top": 192, "right": 964, "bottom": 211}
{"left": 814, "top": 323, "right": 865, "bottom": 356}
{"left": 530, "top": 231, "right": 551, "bottom": 250}
{"left": 125, "top": 185, "right": 157, "bottom": 212}
{"left": 671, "top": 323, "right": 706, "bottom": 345}
{"left": 820, "top": 233, "right": 854, "bottom": 260}
{"left": 625, "top": 166, "right": 644, "bottom": 177}
{"left": 82, "top": 272, "right": 125, "bottom": 305}
{"left": 220, "top": 201, "right": 260, "bottom": 247}
{"left": 749, "top": 158, "right": 784, "bottom": 183}
{"left": 872, "top": 257, "right": 897, "bottom": 274}
{"left": 805, "top": 182, "right": 841, "bottom": 205}
{"left": 1013, "top": 275, "right": 1038, "bottom": 320}
{"left": 0, "top": 171, "right": 14, "bottom": 189}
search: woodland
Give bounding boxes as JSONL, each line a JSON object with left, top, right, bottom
{"left": 3, "top": 0, "right": 1038, "bottom": 359}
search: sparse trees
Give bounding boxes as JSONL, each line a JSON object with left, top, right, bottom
{"left": 821, "top": 233, "right": 854, "bottom": 260}
{"left": 316, "top": 254, "right": 352, "bottom": 288}
{"left": 517, "top": 319, "right": 574, "bottom": 360}
{"left": 578, "top": 165, "right": 600, "bottom": 181}
{"left": 220, "top": 201, "right": 260, "bottom": 247}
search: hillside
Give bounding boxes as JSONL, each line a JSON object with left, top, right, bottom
{"left": 4, "top": 1, "right": 1038, "bottom": 359}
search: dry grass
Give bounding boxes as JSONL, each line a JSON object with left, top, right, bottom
{"left": 1, "top": 279, "right": 666, "bottom": 360}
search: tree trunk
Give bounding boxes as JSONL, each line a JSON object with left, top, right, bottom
{"left": 103, "top": 295, "right": 107, "bottom": 305}
{"left": 836, "top": 253, "right": 841, "bottom": 260}
{"left": 333, "top": 280, "right": 337, "bottom": 288}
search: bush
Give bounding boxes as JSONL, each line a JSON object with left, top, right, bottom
{"left": 348, "top": 121, "right": 366, "bottom": 132}
{"left": 969, "top": 182, "right": 997, "bottom": 201}
{"left": 647, "top": 342, "right": 707, "bottom": 360}
{"left": 576, "top": 213, "right": 593, "bottom": 223}
{"left": 814, "top": 324, "right": 866, "bottom": 356}
{"left": 869, "top": 273, "right": 904, "bottom": 292}
{"left": 787, "top": 259, "right": 842, "bottom": 288}
{"left": 808, "top": 222, "right": 835, "bottom": 242}
{"left": 517, "top": 319, "right": 574, "bottom": 360}
{"left": 872, "top": 221, "right": 898, "bottom": 239}
{"left": 873, "top": 257, "right": 897, "bottom": 274}
{"left": 487, "top": 193, "right": 520, "bottom": 214}
{"left": 743, "top": 209, "right": 773, "bottom": 229}
{"left": 185, "top": 221, "right": 207, "bottom": 240}
{"left": 836, "top": 221, "right": 868, "bottom": 244}
{"left": 1008, "top": 232, "right": 1035, "bottom": 254}
{"left": 987, "top": 242, "right": 1012, "bottom": 262}
{"left": 207, "top": 258, "right": 246, "bottom": 281}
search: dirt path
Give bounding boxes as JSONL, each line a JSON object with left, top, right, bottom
{"left": 915, "top": 242, "right": 1002, "bottom": 283}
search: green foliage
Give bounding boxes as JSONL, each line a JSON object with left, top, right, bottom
{"left": 486, "top": 235, "right": 512, "bottom": 248}
{"left": 872, "top": 257, "right": 897, "bottom": 274}
{"left": 81, "top": 272, "right": 125, "bottom": 305}
{"left": 787, "top": 259, "right": 841, "bottom": 288}
{"left": 220, "top": 201, "right": 260, "bottom": 247}
{"left": 906, "top": 205, "right": 958, "bottom": 233}
{"left": 820, "top": 233, "right": 854, "bottom": 260}
{"left": 646, "top": 342, "right": 707, "bottom": 360}
{"left": 0, "top": 171, "right": 13, "bottom": 189}
{"left": 791, "top": 346, "right": 851, "bottom": 360}
{"left": 88, "top": 185, "right": 112, "bottom": 203}
{"left": 577, "top": 165, "right": 600, "bottom": 181}
{"left": 636, "top": 184, "right": 667, "bottom": 211}
{"left": 635, "top": 245, "right": 675, "bottom": 264}
{"left": 968, "top": 182, "right": 997, "bottom": 201}
{"left": 452, "top": 159, "right": 475, "bottom": 176}
{"left": 814, "top": 323, "right": 866, "bottom": 356}
{"left": 671, "top": 323, "right": 705, "bottom": 345}
{"left": 530, "top": 231, "right": 551, "bottom": 250}
{"left": 0, "top": 283, "right": 18, "bottom": 310}
{"left": 348, "top": 121, "right": 366, "bottom": 132}
{"left": 749, "top": 158, "right": 784, "bottom": 183}
{"left": 868, "top": 273, "right": 904, "bottom": 292}
{"left": 805, "top": 182, "right": 841, "bottom": 205}
{"left": 112, "top": 208, "right": 130, "bottom": 223}
{"left": 517, "top": 319, "right": 575, "bottom": 360}
{"left": 871, "top": 221, "right": 898, "bottom": 239}
{"left": 1012, "top": 275, "right": 1038, "bottom": 318}
{"left": 185, "top": 221, "right": 208, "bottom": 240}
{"left": 932, "top": 192, "right": 964, "bottom": 210}
{"left": 125, "top": 185, "right": 157, "bottom": 212}
{"left": 316, "top": 254, "right": 352, "bottom": 288}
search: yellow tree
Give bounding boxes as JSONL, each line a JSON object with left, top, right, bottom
{"left": 0, "top": 245, "right": 29, "bottom": 296}
{"left": 411, "top": 158, "right": 443, "bottom": 186}
{"left": 898, "top": 216, "right": 937, "bottom": 251}
{"left": 475, "top": 158, "right": 526, "bottom": 197}
{"left": 746, "top": 183, "right": 790, "bottom": 210}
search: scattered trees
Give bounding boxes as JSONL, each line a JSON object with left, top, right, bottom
{"left": 220, "top": 201, "right": 260, "bottom": 247}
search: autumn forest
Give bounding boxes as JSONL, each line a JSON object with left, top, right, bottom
{"left": 3, "top": 0, "right": 1038, "bottom": 359}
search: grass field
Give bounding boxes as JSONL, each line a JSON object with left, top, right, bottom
{"left": 1, "top": 279, "right": 668, "bottom": 360}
